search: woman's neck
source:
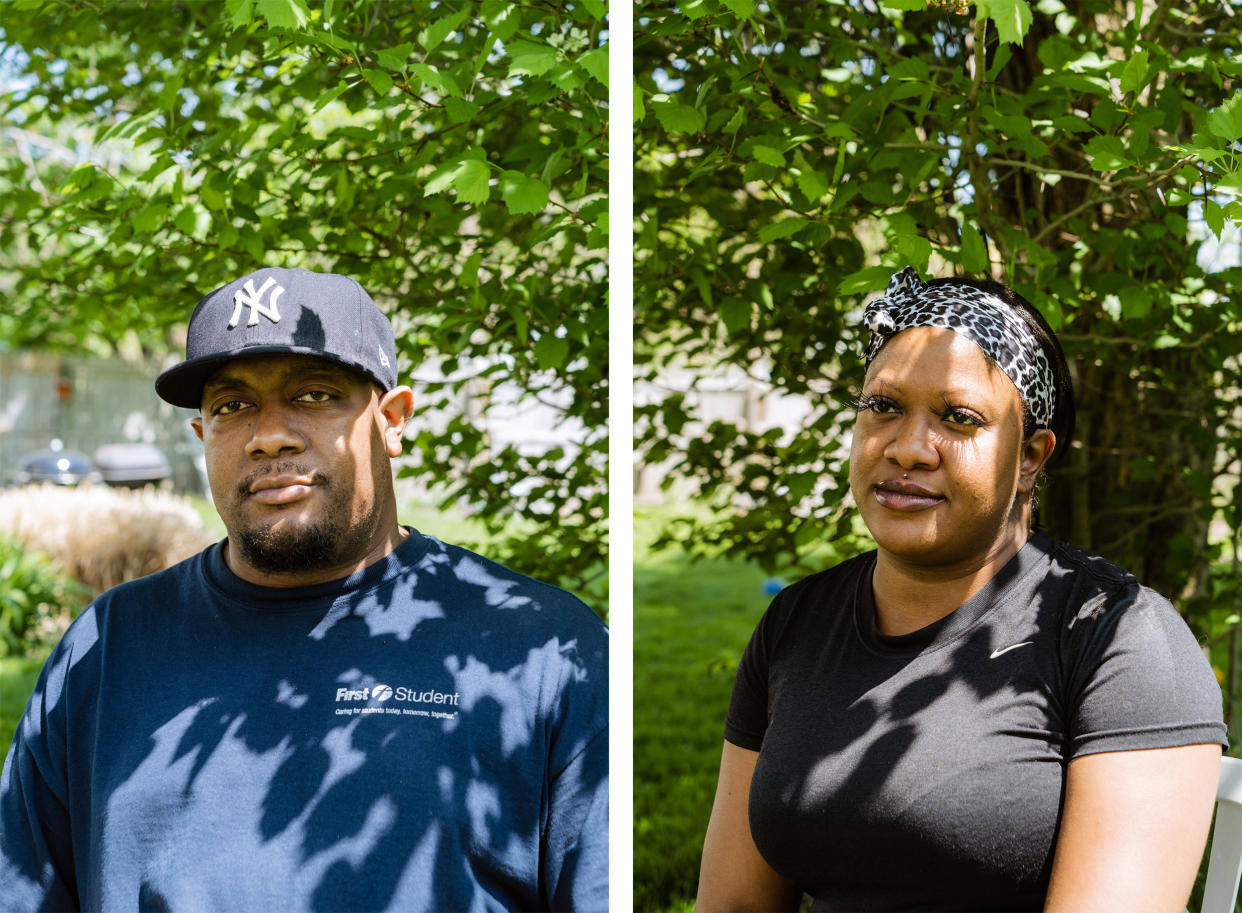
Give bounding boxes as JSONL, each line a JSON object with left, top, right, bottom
{"left": 871, "top": 524, "right": 1032, "bottom": 636}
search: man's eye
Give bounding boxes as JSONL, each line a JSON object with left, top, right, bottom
{"left": 214, "top": 400, "right": 246, "bottom": 416}
{"left": 297, "top": 390, "right": 333, "bottom": 403}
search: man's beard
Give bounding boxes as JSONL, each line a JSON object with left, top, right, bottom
{"left": 227, "top": 461, "right": 369, "bottom": 577}
{"left": 235, "top": 511, "right": 345, "bottom": 575}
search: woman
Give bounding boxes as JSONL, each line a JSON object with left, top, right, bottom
{"left": 696, "top": 268, "right": 1226, "bottom": 912}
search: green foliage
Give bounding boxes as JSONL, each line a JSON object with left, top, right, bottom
{"left": 0, "top": 649, "right": 52, "bottom": 755}
{"left": 634, "top": 1, "right": 1242, "bottom": 635}
{"left": 0, "top": 0, "right": 607, "bottom": 608}
{"left": 634, "top": 508, "right": 774, "bottom": 912}
{"left": 0, "top": 536, "right": 90, "bottom": 658}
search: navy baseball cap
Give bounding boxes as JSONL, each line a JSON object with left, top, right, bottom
{"left": 155, "top": 267, "right": 398, "bottom": 409}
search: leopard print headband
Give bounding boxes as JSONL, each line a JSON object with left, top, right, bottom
{"left": 862, "top": 267, "right": 1055, "bottom": 429}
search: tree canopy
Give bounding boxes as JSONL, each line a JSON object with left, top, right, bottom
{"left": 0, "top": 0, "right": 609, "bottom": 609}
{"left": 635, "top": 0, "right": 1242, "bottom": 646}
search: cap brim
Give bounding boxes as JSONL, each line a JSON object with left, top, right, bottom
{"left": 155, "top": 346, "right": 389, "bottom": 409}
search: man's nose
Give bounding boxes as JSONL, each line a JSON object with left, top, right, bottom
{"left": 245, "top": 403, "right": 306, "bottom": 458}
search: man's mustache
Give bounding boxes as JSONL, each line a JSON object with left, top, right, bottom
{"left": 235, "top": 461, "right": 329, "bottom": 499}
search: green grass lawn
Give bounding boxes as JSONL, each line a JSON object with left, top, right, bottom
{"left": 0, "top": 647, "right": 52, "bottom": 756}
{"left": 633, "top": 506, "right": 1232, "bottom": 913}
{"left": 633, "top": 507, "right": 790, "bottom": 913}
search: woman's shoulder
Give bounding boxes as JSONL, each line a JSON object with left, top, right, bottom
{"left": 1039, "top": 533, "right": 1140, "bottom": 588}
{"left": 1033, "top": 533, "right": 1187, "bottom": 634}
{"left": 779, "top": 549, "right": 878, "bottom": 603}
{"left": 753, "top": 550, "right": 877, "bottom": 638}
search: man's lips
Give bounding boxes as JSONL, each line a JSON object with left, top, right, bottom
{"left": 873, "top": 479, "right": 945, "bottom": 512}
{"left": 247, "top": 475, "right": 318, "bottom": 506}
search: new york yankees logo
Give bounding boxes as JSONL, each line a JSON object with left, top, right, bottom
{"left": 228, "top": 277, "right": 284, "bottom": 328}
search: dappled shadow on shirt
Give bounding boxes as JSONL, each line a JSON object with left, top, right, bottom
{"left": 746, "top": 549, "right": 1078, "bottom": 911}
{"left": 5, "top": 525, "right": 607, "bottom": 912}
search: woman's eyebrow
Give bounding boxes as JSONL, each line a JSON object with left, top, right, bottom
{"left": 937, "top": 388, "right": 987, "bottom": 401}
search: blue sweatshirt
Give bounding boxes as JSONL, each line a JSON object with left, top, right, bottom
{"left": 0, "top": 530, "right": 608, "bottom": 912}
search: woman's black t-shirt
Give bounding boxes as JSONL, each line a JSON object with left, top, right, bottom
{"left": 725, "top": 531, "right": 1227, "bottom": 911}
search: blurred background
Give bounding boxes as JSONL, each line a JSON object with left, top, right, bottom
{"left": 634, "top": 1, "right": 1242, "bottom": 910}
{"left": 0, "top": 0, "right": 608, "bottom": 787}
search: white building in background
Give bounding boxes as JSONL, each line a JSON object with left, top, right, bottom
{"left": 633, "top": 362, "right": 817, "bottom": 505}
{"left": 0, "top": 350, "right": 583, "bottom": 504}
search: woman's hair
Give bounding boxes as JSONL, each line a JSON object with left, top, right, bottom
{"left": 922, "top": 276, "right": 1076, "bottom": 464}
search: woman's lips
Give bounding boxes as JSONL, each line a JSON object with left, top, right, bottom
{"left": 873, "top": 479, "right": 945, "bottom": 512}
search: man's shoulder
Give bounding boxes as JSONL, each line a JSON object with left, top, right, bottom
{"left": 407, "top": 532, "right": 606, "bottom": 633}
{"left": 90, "top": 543, "right": 214, "bottom": 611}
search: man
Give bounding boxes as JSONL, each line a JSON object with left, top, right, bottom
{"left": 0, "top": 267, "right": 608, "bottom": 912}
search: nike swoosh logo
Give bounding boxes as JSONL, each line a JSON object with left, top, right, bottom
{"left": 990, "top": 641, "right": 1034, "bottom": 659}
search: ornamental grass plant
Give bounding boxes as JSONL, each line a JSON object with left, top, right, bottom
{"left": 0, "top": 484, "right": 212, "bottom": 595}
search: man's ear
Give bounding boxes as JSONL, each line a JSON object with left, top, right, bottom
{"left": 378, "top": 386, "right": 414, "bottom": 457}
{"left": 191, "top": 415, "right": 205, "bottom": 442}
{"left": 1018, "top": 429, "right": 1056, "bottom": 493}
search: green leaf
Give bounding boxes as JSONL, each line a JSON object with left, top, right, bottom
{"left": 444, "top": 97, "right": 480, "bottom": 124}
{"left": 721, "top": 0, "right": 756, "bottom": 17}
{"left": 173, "top": 206, "right": 198, "bottom": 235}
{"left": 225, "top": 0, "right": 256, "bottom": 28}
{"left": 682, "top": 0, "right": 718, "bottom": 19}
{"left": 796, "top": 169, "right": 831, "bottom": 203}
{"left": 720, "top": 297, "right": 751, "bottom": 334}
{"left": 97, "top": 109, "right": 160, "bottom": 144}
{"left": 361, "top": 68, "right": 393, "bottom": 95}
{"left": 534, "top": 332, "right": 570, "bottom": 370}
{"left": 425, "top": 159, "right": 464, "bottom": 196}
{"left": 1084, "top": 134, "right": 1133, "bottom": 170}
{"left": 652, "top": 99, "right": 705, "bottom": 134}
{"left": 199, "top": 177, "right": 228, "bottom": 212}
{"left": 1120, "top": 285, "right": 1152, "bottom": 319}
{"left": 500, "top": 171, "right": 549, "bottom": 215}
{"left": 883, "top": 0, "right": 926, "bottom": 9}
{"left": 1203, "top": 198, "right": 1225, "bottom": 240}
{"left": 133, "top": 203, "right": 166, "bottom": 233}
{"left": 418, "top": 9, "right": 469, "bottom": 53}
{"left": 578, "top": 47, "right": 608, "bottom": 87}
{"left": 376, "top": 43, "right": 415, "bottom": 72}
{"left": 506, "top": 302, "right": 530, "bottom": 342}
{"left": 579, "top": 0, "right": 606, "bottom": 19}
{"left": 258, "top": 0, "right": 309, "bottom": 29}
{"left": 1207, "top": 91, "right": 1242, "bottom": 142}
{"left": 837, "top": 266, "right": 896, "bottom": 296}
{"left": 481, "top": 0, "right": 520, "bottom": 41}
{"left": 978, "top": 0, "right": 1033, "bottom": 46}
{"left": 1119, "top": 49, "right": 1150, "bottom": 94}
{"left": 634, "top": 81, "right": 645, "bottom": 123}
{"left": 757, "top": 218, "right": 811, "bottom": 242}
{"left": 410, "top": 63, "right": 457, "bottom": 97}
{"left": 750, "top": 145, "right": 785, "bottom": 168}
{"left": 454, "top": 159, "right": 492, "bottom": 205}
{"left": 892, "top": 232, "right": 932, "bottom": 272}
{"left": 508, "top": 41, "right": 558, "bottom": 78}
{"left": 960, "top": 222, "right": 989, "bottom": 273}
{"left": 225, "top": 0, "right": 308, "bottom": 30}
{"left": 311, "top": 80, "right": 352, "bottom": 113}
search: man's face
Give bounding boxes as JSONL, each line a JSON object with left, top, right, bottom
{"left": 191, "top": 354, "right": 411, "bottom": 584}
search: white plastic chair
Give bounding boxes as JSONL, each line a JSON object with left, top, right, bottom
{"left": 1202, "top": 756, "right": 1242, "bottom": 912}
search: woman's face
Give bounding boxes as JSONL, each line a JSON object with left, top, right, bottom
{"left": 849, "top": 326, "right": 1050, "bottom": 569}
